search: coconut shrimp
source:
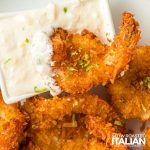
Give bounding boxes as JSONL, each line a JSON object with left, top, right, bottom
{"left": 0, "top": 92, "right": 26, "bottom": 150}
{"left": 22, "top": 94, "right": 122, "bottom": 130}
{"left": 108, "top": 46, "right": 150, "bottom": 121}
{"left": 51, "top": 12, "right": 140, "bottom": 94}
{"left": 22, "top": 94, "right": 127, "bottom": 150}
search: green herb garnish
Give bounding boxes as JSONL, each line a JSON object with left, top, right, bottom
{"left": 32, "top": 124, "right": 37, "bottom": 129}
{"left": 114, "top": 120, "right": 123, "bottom": 127}
{"left": 72, "top": 114, "right": 78, "bottom": 127}
{"left": 25, "top": 38, "right": 30, "bottom": 43}
{"left": 78, "top": 53, "right": 90, "bottom": 69}
{"left": 86, "top": 63, "right": 100, "bottom": 71}
{"left": 78, "top": 53, "right": 101, "bottom": 72}
{"left": 79, "top": 59, "right": 90, "bottom": 68}
{"left": 67, "top": 67, "right": 78, "bottom": 71}
{"left": 141, "top": 77, "right": 150, "bottom": 89}
{"left": 34, "top": 86, "right": 47, "bottom": 93}
{"left": 63, "top": 7, "right": 68, "bottom": 13}
{"left": 37, "top": 59, "right": 42, "bottom": 65}
{"left": 83, "top": 53, "right": 89, "bottom": 61}
{"left": 4, "top": 58, "right": 12, "bottom": 64}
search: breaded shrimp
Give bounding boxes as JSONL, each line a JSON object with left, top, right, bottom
{"left": 0, "top": 92, "right": 26, "bottom": 150}
{"left": 51, "top": 12, "right": 140, "bottom": 94}
{"left": 22, "top": 94, "right": 122, "bottom": 130}
{"left": 22, "top": 94, "right": 127, "bottom": 150}
{"left": 108, "top": 46, "right": 150, "bottom": 121}
{"left": 23, "top": 116, "right": 88, "bottom": 150}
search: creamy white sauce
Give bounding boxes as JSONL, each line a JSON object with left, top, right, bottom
{"left": 0, "top": 0, "right": 114, "bottom": 103}
{"left": 30, "top": 32, "right": 62, "bottom": 95}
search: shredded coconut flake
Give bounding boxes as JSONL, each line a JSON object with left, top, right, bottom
{"left": 30, "top": 31, "right": 62, "bottom": 96}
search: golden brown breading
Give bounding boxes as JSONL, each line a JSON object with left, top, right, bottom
{"left": 85, "top": 115, "right": 128, "bottom": 149}
{"left": 108, "top": 46, "right": 150, "bottom": 121}
{"left": 85, "top": 115, "right": 117, "bottom": 144}
{"left": 144, "top": 128, "right": 150, "bottom": 150}
{"left": 22, "top": 94, "right": 127, "bottom": 150}
{"left": 0, "top": 92, "right": 26, "bottom": 150}
{"left": 22, "top": 94, "right": 122, "bottom": 130}
{"left": 51, "top": 12, "right": 140, "bottom": 94}
{"left": 23, "top": 116, "right": 88, "bottom": 150}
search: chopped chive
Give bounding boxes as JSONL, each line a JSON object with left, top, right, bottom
{"left": 78, "top": 53, "right": 90, "bottom": 69}
{"left": 67, "top": 67, "right": 78, "bottom": 71}
{"left": 78, "top": 60, "right": 84, "bottom": 66}
{"left": 25, "top": 38, "right": 30, "bottom": 43}
{"left": 37, "top": 59, "right": 42, "bottom": 65}
{"left": 72, "top": 114, "right": 77, "bottom": 127}
{"left": 63, "top": 7, "right": 68, "bottom": 13}
{"left": 114, "top": 120, "right": 123, "bottom": 127}
{"left": 83, "top": 53, "right": 89, "bottom": 61}
{"left": 94, "top": 63, "right": 101, "bottom": 68}
{"left": 32, "top": 124, "right": 37, "bottom": 129}
{"left": 4, "top": 58, "right": 12, "bottom": 64}
{"left": 86, "top": 63, "right": 100, "bottom": 71}
{"left": 85, "top": 64, "right": 93, "bottom": 71}
{"left": 34, "top": 86, "right": 47, "bottom": 93}
{"left": 66, "top": 72, "right": 73, "bottom": 77}
{"left": 142, "top": 77, "right": 150, "bottom": 89}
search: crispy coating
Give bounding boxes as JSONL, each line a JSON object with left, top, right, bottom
{"left": 22, "top": 94, "right": 127, "bottom": 150}
{"left": 51, "top": 12, "right": 140, "bottom": 94}
{"left": 108, "top": 46, "right": 150, "bottom": 121}
{"left": 85, "top": 115, "right": 127, "bottom": 148}
{"left": 22, "top": 94, "right": 121, "bottom": 130}
{"left": 0, "top": 92, "right": 26, "bottom": 150}
{"left": 23, "top": 116, "right": 88, "bottom": 150}
{"left": 85, "top": 115, "right": 117, "bottom": 144}
{"left": 144, "top": 128, "right": 150, "bottom": 150}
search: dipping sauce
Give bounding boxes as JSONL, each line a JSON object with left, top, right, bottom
{"left": 0, "top": 0, "right": 114, "bottom": 103}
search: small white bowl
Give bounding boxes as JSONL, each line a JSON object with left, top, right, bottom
{"left": 0, "top": 0, "right": 115, "bottom": 104}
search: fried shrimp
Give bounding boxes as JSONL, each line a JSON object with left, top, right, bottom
{"left": 144, "top": 128, "right": 150, "bottom": 150}
{"left": 51, "top": 12, "right": 140, "bottom": 94}
{"left": 108, "top": 46, "right": 150, "bottom": 121}
{"left": 22, "top": 94, "right": 127, "bottom": 150}
{"left": 22, "top": 94, "right": 122, "bottom": 130}
{"left": 0, "top": 92, "right": 26, "bottom": 150}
